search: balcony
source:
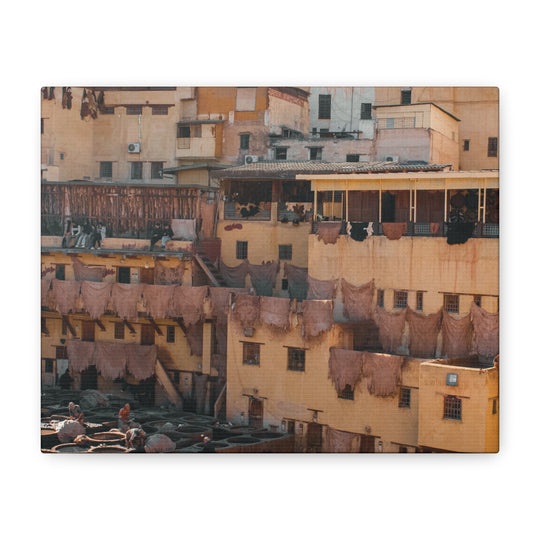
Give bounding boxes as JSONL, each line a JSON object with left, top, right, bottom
{"left": 175, "top": 120, "right": 224, "bottom": 160}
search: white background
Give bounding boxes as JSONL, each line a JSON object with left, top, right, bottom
{"left": 1, "top": 1, "right": 535, "bottom": 539}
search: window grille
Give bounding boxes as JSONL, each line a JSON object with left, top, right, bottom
{"left": 401, "top": 90, "right": 412, "bottom": 105}
{"left": 443, "top": 395, "right": 462, "bottom": 420}
{"left": 240, "top": 134, "right": 250, "bottom": 150}
{"left": 416, "top": 291, "right": 424, "bottom": 311}
{"left": 275, "top": 147, "right": 287, "bottom": 160}
{"left": 377, "top": 289, "right": 384, "bottom": 308}
{"left": 279, "top": 244, "right": 292, "bottom": 260}
{"left": 151, "top": 162, "right": 163, "bottom": 179}
{"left": 361, "top": 103, "right": 372, "bottom": 120}
{"left": 236, "top": 241, "right": 248, "bottom": 260}
{"left": 488, "top": 137, "right": 498, "bottom": 157}
{"left": 151, "top": 105, "right": 168, "bottom": 115}
{"left": 444, "top": 294, "right": 460, "bottom": 313}
{"left": 394, "top": 290, "right": 408, "bottom": 309}
{"left": 100, "top": 161, "right": 113, "bottom": 178}
{"left": 130, "top": 162, "right": 143, "bottom": 180}
{"left": 166, "top": 325, "right": 175, "bottom": 343}
{"left": 399, "top": 387, "right": 411, "bottom": 408}
{"left": 346, "top": 154, "right": 360, "bottom": 162}
{"left": 243, "top": 342, "right": 260, "bottom": 366}
{"left": 287, "top": 348, "right": 305, "bottom": 372}
{"left": 126, "top": 105, "right": 142, "bottom": 115}
{"left": 114, "top": 322, "right": 125, "bottom": 340}
{"left": 318, "top": 94, "right": 331, "bottom": 119}
{"left": 338, "top": 384, "right": 355, "bottom": 400}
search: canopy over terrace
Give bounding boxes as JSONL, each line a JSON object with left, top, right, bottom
{"left": 211, "top": 161, "right": 453, "bottom": 222}
{"left": 297, "top": 170, "right": 499, "bottom": 225}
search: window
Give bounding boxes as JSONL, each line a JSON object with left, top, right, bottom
{"left": 151, "top": 105, "right": 168, "bottom": 115}
{"left": 55, "top": 264, "right": 65, "bottom": 281}
{"left": 443, "top": 395, "right": 462, "bottom": 421}
{"left": 61, "top": 318, "right": 68, "bottom": 335}
{"left": 191, "top": 124, "right": 202, "bottom": 138}
{"left": 56, "top": 346, "right": 68, "bottom": 359}
{"left": 287, "top": 420, "right": 295, "bottom": 435}
{"left": 114, "top": 322, "right": 125, "bottom": 340}
{"left": 474, "top": 295, "right": 482, "bottom": 308}
{"left": 361, "top": 103, "right": 372, "bottom": 120}
{"left": 309, "top": 147, "right": 322, "bottom": 161}
{"left": 100, "top": 161, "right": 113, "bottom": 178}
{"left": 338, "top": 384, "right": 355, "bottom": 400}
{"left": 394, "top": 290, "right": 408, "bottom": 309}
{"left": 41, "top": 317, "right": 47, "bottom": 334}
{"left": 287, "top": 348, "right": 305, "bottom": 372}
{"left": 416, "top": 291, "right": 424, "bottom": 311}
{"left": 377, "top": 289, "right": 384, "bottom": 308}
{"left": 278, "top": 244, "right": 293, "bottom": 260}
{"left": 177, "top": 125, "right": 191, "bottom": 138}
{"left": 242, "top": 342, "right": 260, "bottom": 366}
{"left": 346, "top": 154, "right": 360, "bottom": 162}
{"left": 399, "top": 446, "right": 408, "bottom": 453}
{"left": 118, "top": 266, "right": 131, "bottom": 284}
{"left": 151, "top": 162, "right": 163, "bottom": 179}
{"left": 386, "top": 118, "right": 395, "bottom": 128}
{"left": 281, "top": 278, "right": 288, "bottom": 290}
{"left": 44, "top": 358, "right": 54, "bottom": 373}
{"left": 399, "top": 387, "right": 411, "bottom": 408}
{"left": 488, "top": 137, "right": 498, "bottom": 157}
{"left": 81, "top": 321, "right": 95, "bottom": 342}
{"left": 492, "top": 398, "right": 497, "bottom": 415}
{"left": 401, "top": 90, "right": 412, "bottom": 105}
{"left": 318, "top": 94, "right": 331, "bottom": 119}
{"left": 166, "top": 325, "right": 175, "bottom": 343}
{"left": 444, "top": 294, "right": 459, "bottom": 314}
{"left": 319, "top": 128, "right": 330, "bottom": 137}
{"left": 240, "top": 134, "right": 250, "bottom": 150}
{"left": 275, "top": 147, "right": 287, "bottom": 160}
{"left": 101, "top": 106, "right": 115, "bottom": 115}
{"left": 236, "top": 241, "right": 248, "bottom": 260}
{"left": 126, "top": 105, "right": 142, "bottom": 115}
{"left": 463, "top": 139, "right": 470, "bottom": 151}
{"left": 130, "top": 162, "right": 143, "bottom": 180}
{"left": 41, "top": 118, "right": 44, "bottom": 134}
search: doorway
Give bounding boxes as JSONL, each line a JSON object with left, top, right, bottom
{"left": 248, "top": 398, "right": 264, "bottom": 429}
{"left": 80, "top": 365, "right": 98, "bottom": 390}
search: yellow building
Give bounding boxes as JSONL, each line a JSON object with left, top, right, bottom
{"left": 221, "top": 168, "right": 499, "bottom": 452}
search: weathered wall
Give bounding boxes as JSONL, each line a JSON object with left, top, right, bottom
{"left": 417, "top": 362, "right": 499, "bottom": 452}
{"left": 309, "top": 87, "right": 376, "bottom": 139}
{"left": 217, "top": 220, "right": 311, "bottom": 295}
{"left": 226, "top": 318, "right": 423, "bottom": 450}
{"left": 308, "top": 235, "right": 499, "bottom": 317}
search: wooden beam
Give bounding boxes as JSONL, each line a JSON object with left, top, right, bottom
{"left": 94, "top": 319, "right": 106, "bottom": 332}
{"left": 123, "top": 320, "right": 136, "bottom": 335}
{"left": 174, "top": 317, "right": 188, "bottom": 336}
{"left": 147, "top": 317, "right": 163, "bottom": 336}
{"left": 62, "top": 315, "right": 77, "bottom": 337}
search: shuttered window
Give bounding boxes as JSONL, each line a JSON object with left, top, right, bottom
{"left": 318, "top": 94, "right": 331, "bottom": 119}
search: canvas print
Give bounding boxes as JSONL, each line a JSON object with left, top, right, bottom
{"left": 40, "top": 86, "right": 499, "bottom": 453}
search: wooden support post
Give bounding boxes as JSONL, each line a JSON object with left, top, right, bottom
{"left": 174, "top": 317, "right": 188, "bottom": 336}
{"left": 147, "top": 317, "right": 163, "bottom": 336}
{"left": 94, "top": 319, "right": 106, "bottom": 332}
{"left": 62, "top": 315, "right": 76, "bottom": 337}
{"left": 123, "top": 320, "right": 136, "bottom": 335}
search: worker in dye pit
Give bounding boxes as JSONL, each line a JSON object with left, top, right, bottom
{"left": 125, "top": 428, "right": 146, "bottom": 452}
{"left": 201, "top": 435, "right": 216, "bottom": 453}
{"left": 118, "top": 403, "right": 131, "bottom": 432}
{"left": 68, "top": 402, "right": 84, "bottom": 424}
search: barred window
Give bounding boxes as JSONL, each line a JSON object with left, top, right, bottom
{"left": 377, "top": 289, "right": 384, "bottom": 308}
{"left": 101, "top": 106, "right": 115, "bottom": 115}
{"left": 275, "top": 147, "right": 287, "bottom": 160}
{"left": 399, "top": 387, "right": 411, "bottom": 408}
{"left": 243, "top": 342, "right": 260, "bottom": 366}
{"left": 287, "top": 348, "right": 305, "bottom": 372}
{"left": 361, "top": 103, "right": 372, "bottom": 119}
{"left": 394, "top": 290, "right": 408, "bottom": 309}
{"left": 488, "top": 137, "right": 498, "bottom": 158}
{"left": 338, "top": 384, "right": 355, "bottom": 400}
{"left": 444, "top": 294, "right": 460, "bottom": 314}
{"left": 44, "top": 358, "right": 54, "bottom": 373}
{"left": 401, "top": 90, "right": 412, "bottom": 105}
{"left": 166, "top": 325, "right": 175, "bottom": 343}
{"left": 318, "top": 94, "right": 331, "bottom": 119}
{"left": 126, "top": 105, "right": 142, "bottom": 115}
{"left": 177, "top": 125, "right": 191, "bottom": 138}
{"left": 443, "top": 395, "right": 462, "bottom": 421}
{"left": 278, "top": 244, "right": 292, "bottom": 260}
{"left": 236, "top": 241, "right": 248, "bottom": 260}
{"left": 416, "top": 291, "right": 424, "bottom": 311}
{"left": 463, "top": 139, "right": 470, "bottom": 151}
{"left": 346, "top": 154, "right": 360, "bottom": 162}
{"left": 100, "top": 161, "right": 113, "bottom": 178}
{"left": 309, "top": 147, "right": 322, "bottom": 161}
{"left": 281, "top": 278, "right": 288, "bottom": 291}
{"left": 151, "top": 105, "right": 169, "bottom": 115}
{"left": 114, "top": 322, "right": 125, "bottom": 340}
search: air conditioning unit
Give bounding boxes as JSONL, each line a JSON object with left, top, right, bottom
{"left": 244, "top": 155, "right": 259, "bottom": 165}
{"left": 383, "top": 155, "right": 399, "bottom": 162}
{"left": 128, "top": 142, "right": 141, "bottom": 153}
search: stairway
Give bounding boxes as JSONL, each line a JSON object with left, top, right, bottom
{"left": 194, "top": 247, "right": 227, "bottom": 287}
